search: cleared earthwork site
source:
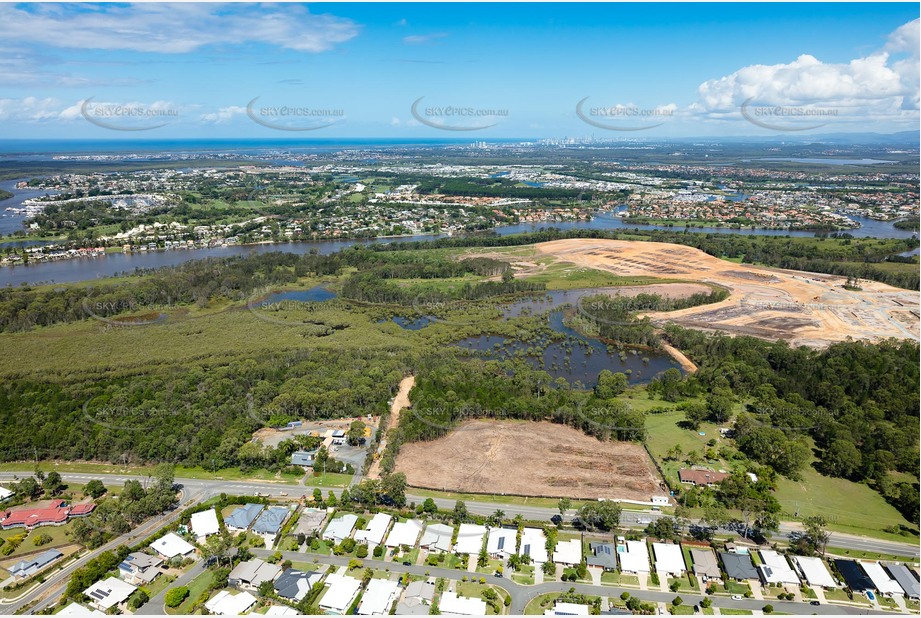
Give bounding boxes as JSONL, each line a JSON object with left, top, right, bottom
{"left": 533, "top": 238, "right": 920, "bottom": 348}
{"left": 395, "top": 419, "right": 665, "bottom": 501}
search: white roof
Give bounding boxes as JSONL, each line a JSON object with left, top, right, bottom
{"left": 355, "top": 512, "right": 392, "bottom": 546}
{"left": 791, "top": 556, "right": 838, "bottom": 588}
{"left": 439, "top": 591, "right": 487, "bottom": 616}
{"left": 552, "top": 539, "right": 582, "bottom": 565}
{"left": 60, "top": 602, "right": 105, "bottom": 616}
{"left": 545, "top": 602, "right": 590, "bottom": 615}
{"left": 205, "top": 590, "right": 257, "bottom": 615}
{"left": 420, "top": 523, "right": 454, "bottom": 552}
{"left": 151, "top": 532, "right": 196, "bottom": 559}
{"left": 357, "top": 578, "right": 400, "bottom": 615}
{"left": 653, "top": 543, "right": 685, "bottom": 576}
{"left": 319, "top": 573, "right": 362, "bottom": 612}
{"left": 861, "top": 561, "right": 904, "bottom": 595}
{"left": 520, "top": 528, "right": 548, "bottom": 563}
{"left": 758, "top": 550, "right": 800, "bottom": 585}
{"left": 487, "top": 527, "right": 517, "bottom": 555}
{"left": 323, "top": 513, "right": 358, "bottom": 541}
{"left": 454, "top": 524, "right": 487, "bottom": 554}
{"left": 0, "top": 486, "right": 13, "bottom": 501}
{"left": 191, "top": 509, "right": 220, "bottom": 538}
{"left": 84, "top": 577, "right": 136, "bottom": 610}
{"left": 619, "top": 541, "right": 650, "bottom": 573}
{"left": 386, "top": 519, "right": 424, "bottom": 548}
{"left": 265, "top": 605, "right": 299, "bottom": 615}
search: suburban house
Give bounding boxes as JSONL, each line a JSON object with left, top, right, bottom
{"left": 357, "top": 578, "right": 400, "bottom": 615}
{"left": 520, "top": 528, "right": 549, "bottom": 564}
{"left": 720, "top": 552, "right": 759, "bottom": 581}
{"left": 689, "top": 548, "right": 721, "bottom": 582}
{"left": 59, "top": 602, "right": 104, "bottom": 616}
{"left": 419, "top": 523, "right": 453, "bottom": 553}
{"left": 318, "top": 573, "right": 362, "bottom": 614}
{"left": 544, "top": 601, "right": 591, "bottom": 615}
{"left": 9, "top": 548, "right": 63, "bottom": 579}
{"left": 354, "top": 512, "right": 392, "bottom": 547}
{"left": 861, "top": 561, "right": 905, "bottom": 596}
{"left": 323, "top": 513, "right": 359, "bottom": 542}
{"left": 204, "top": 590, "right": 257, "bottom": 615}
{"left": 190, "top": 509, "right": 220, "bottom": 541}
{"left": 618, "top": 541, "right": 651, "bottom": 574}
{"left": 265, "top": 605, "right": 299, "bottom": 615}
{"left": 454, "top": 524, "right": 487, "bottom": 555}
{"left": 0, "top": 500, "right": 95, "bottom": 530}
{"left": 386, "top": 519, "right": 424, "bottom": 548}
{"left": 886, "top": 564, "right": 920, "bottom": 599}
{"left": 291, "top": 450, "right": 317, "bottom": 468}
{"left": 118, "top": 552, "right": 163, "bottom": 585}
{"left": 586, "top": 542, "right": 617, "bottom": 571}
{"left": 396, "top": 580, "right": 435, "bottom": 615}
{"left": 834, "top": 559, "right": 875, "bottom": 592}
{"left": 83, "top": 577, "right": 137, "bottom": 612}
{"left": 486, "top": 527, "right": 517, "bottom": 559}
{"left": 229, "top": 558, "right": 282, "bottom": 590}
{"left": 757, "top": 550, "right": 800, "bottom": 585}
{"left": 438, "top": 591, "right": 487, "bottom": 615}
{"left": 293, "top": 508, "right": 327, "bottom": 537}
{"left": 273, "top": 568, "right": 323, "bottom": 602}
{"left": 252, "top": 506, "right": 291, "bottom": 544}
{"left": 553, "top": 539, "right": 583, "bottom": 566}
{"left": 678, "top": 468, "right": 729, "bottom": 487}
{"left": 791, "top": 555, "right": 838, "bottom": 589}
{"left": 652, "top": 542, "right": 685, "bottom": 577}
{"left": 150, "top": 532, "right": 195, "bottom": 560}
{"left": 225, "top": 504, "right": 265, "bottom": 533}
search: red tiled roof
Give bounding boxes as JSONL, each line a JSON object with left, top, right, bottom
{"left": 0, "top": 500, "right": 95, "bottom": 528}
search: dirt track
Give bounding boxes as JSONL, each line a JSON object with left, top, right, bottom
{"left": 367, "top": 375, "right": 415, "bottom": 480}
{"left": 533, "top": 238, "right": 920, "bottom": 348}
{"left": 395, "top": 419, "right": 664, "bottom": 501}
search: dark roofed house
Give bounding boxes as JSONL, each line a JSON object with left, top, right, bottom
{"left": 586, "top": 542, "right": 617, "bottom": 570}
{"left": 118, "top": 552, "right": 163, "bottom": 585}
{"left": 10, "top": 548, "right": 63, "bottom": 579}
{"left": 225, "top": 504, "right": 264, "bottom": 532}
{"left": 679, "top": 469, "right": 729, "bottom": 487}
{"left": 834, "top": 559, "right": 875, "bottom": 592}
{"left": 273, "top": 568, "right": 322, "bottom": 602}
{"left": 886, "top": 564, "right": 920, "bottom": 599}
{"left": 720, "top": 552, "right": 758, "bottom": 581}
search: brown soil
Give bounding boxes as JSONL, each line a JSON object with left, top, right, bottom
{"left": 533, "top": 238, "right": 920, "bottom": 348}
{"left": 394, "top": 419, "right": 665, "bottom": 501}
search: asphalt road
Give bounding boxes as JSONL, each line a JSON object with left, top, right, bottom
{"left": 0, "top": 469, "right": 917, "bottom": 614}
{"left": 251, "top": 547, "right": 891, "bottom": 615}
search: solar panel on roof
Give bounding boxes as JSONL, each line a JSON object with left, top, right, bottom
{"left": 497, "top": 537, "right": 505, "bottom": 549}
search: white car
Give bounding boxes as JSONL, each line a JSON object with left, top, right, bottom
{"left": 731, "top": 595, "right": 744, "bottom": 601}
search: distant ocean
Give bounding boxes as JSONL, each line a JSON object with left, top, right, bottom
{"left": 0, "top": 138, "right": 525, "bottom": 157}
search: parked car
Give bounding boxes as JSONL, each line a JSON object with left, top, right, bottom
{"left": 810, "top": 601, "right": 821, "bottom": 606}
{"left": 866, "top": 591, "right": 876, "bottom": 601}
{"left": 731, "top": 595, "right": 743, "bottom": 601}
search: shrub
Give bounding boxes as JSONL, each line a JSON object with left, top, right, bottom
{"left": 33, "top": 533, "right": 53, "bottom": 547}
{"left": 763, "top": 604, "right": 774, "bottom": 614}
{"left": 165, "top": 586, "right": 189, "bottom": 608}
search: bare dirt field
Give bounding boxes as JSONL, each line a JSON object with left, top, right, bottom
{"left": 533, "top": 238, "right": 920, "bottom": 348}
{"left": 395, "top": 419, "right": 665, "bottom": 501}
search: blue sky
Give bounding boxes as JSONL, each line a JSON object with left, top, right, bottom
{"left": 0, "top": 3, "right": 917, "bottom": 138}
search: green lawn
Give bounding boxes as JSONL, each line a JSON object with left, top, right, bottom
{"left": 718, "top": 609, "right": 752, "bottom": 615}
{"left": 775, "top": 466, "right": 915, "bottom": 539}
{"left": 724, "top": 581, "right": 750, "bottom": 595}
{"left": 165, "top": 570, "right": 214, "bottom": 615}
{"left": 669, "top": 604, "right": 695, "bottom": 615}
{"left": 303, "top": 472, "right": 353, "bottom": 488}
{"left": 406, "top": 487, "right": 588, "bottom": 510}
{"left": 511, "top": 565, "right": 534, "bottom": 585}
{"left": 524, "top": 593, "right": 563, "bottom": 615}
{"left": 825, "top": 547, "right": 919, "bottom": 562}
{"left": 0, "top": 524, "right": 77, "bottom": 560}
{"left": 476, "top": 558, "right": 504, "bottom": 575}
